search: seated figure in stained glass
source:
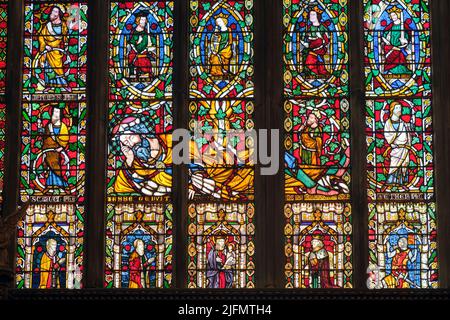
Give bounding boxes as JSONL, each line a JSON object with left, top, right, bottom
{"left": 382, "top": 6, "right": 412, "bottom": 76}
{"left": 299, "top": 5, "right": 330, "bottom": 77}
{"left": 126, "top": 10, "right": 157, "bottom": 81}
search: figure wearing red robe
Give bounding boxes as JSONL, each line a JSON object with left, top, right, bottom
{"left": 300, "top": 7, "right": 330, "bottom": 76}
{"left": 390, "top": 250, "right": 409, "bottom": 288}
{"left": 206, "top": 236, "right": 234, "bottom": 288}
{"left": 383, "top": 237, "right": 414, "bottom": 288}
{"left": 381, "top": 6, "right": 412, "bottom": 75}
{"left": 128, "top": 239, "right": 155, "bottom": 288}
{"left": 307, "top": 237, "right": 338, "bottom": 288}
{"left": 127, "top": 11, "right": 156, "bottom": 79}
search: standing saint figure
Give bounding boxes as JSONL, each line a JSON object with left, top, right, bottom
{"left": 35, "top": 238, "right": 66, "bottom": 289}
{"left": 127, "top": 10, "right": 157, "bottom": 80}
{"left": 299, "top": 112, "right": 323, "bottom": 166}
{"left": 41, "top": 106, "right": 70, "bottom": 189}
{"left": 382, "top": 237, "right": 417, "bottom": 288}
{"left": 383, "top": 102, "right": 412, "bottom": 185}
{"left": 382, "top": 6, "right": 412, "bottom": 75}
{"left": 306, "top": 234, "right": 337, "bottom": 288}
{"left": 38, "top": 6, "right": 69, "bottom": 90}
{"left": 128, "top": 239, "right": 155, "bottom": 288}
{"left": 206, "top": 235, "right": 234, "bottom": 288}
{"left": 209, "top": 13, "right": 234, "bottom": 78}
{"left": 300, "top": 6, "right": 330, "bottom": 77}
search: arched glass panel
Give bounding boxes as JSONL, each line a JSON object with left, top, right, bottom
{"left": 364, "top": 0, "right": 438, "bottom": 288}
{"left": 16, "top": 1, "right": 88, "bottom": 289}
{"left": 187, "top": 0, "right": 256, "bottom": 288}
{"left": 283, "top": 0, "right": 353, "bottom": 288}
{"left": 105, "top": 1, "right": 174, "bottom": 289}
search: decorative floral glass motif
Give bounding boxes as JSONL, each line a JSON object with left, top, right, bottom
{"left": 16, "top": 1, "right": 87, "bottom": 289}
{"left": 283, "top": 0, "right": 352, "bottom": 288}
{"left": 105, "top": 1, "right": 174, "bottom": 288}
{"left": 0, "top": 1, "right": 7, "bottom": 208}
{"left": 188, "top": 0, "right": 256, "bottom": 288}
{"left": 364, "top": 0, "right": 438, "bottom": 288}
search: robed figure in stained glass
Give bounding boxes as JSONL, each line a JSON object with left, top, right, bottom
{"left": 306, "top": 234, "right": 337, "bottom": 288}
{"left": 32, "top": 237, "right": 66, "bottom": 289}
{"left": 38, "top": 6, "right": 69, "bottom": 90}
{"left": 127, "top": 239, "right": 156, "bottom": 288}
{"left": 206, "top": 234, "right": 235, "bottom": 288}
{"left": 383, "top": 102, "right": 412, "bottom": 186}
{"left": 300, "top": 6, "right": 330, "bottom": 77}
{"left": 208, "top": 13, "right": 235, "bottom": 78}
{"left": 299, "top": 112, "right": 323, "bottom": 166}
{"left": 126, "top": 10, "right": 157, "bottom": 80}
{"left": 113, "top": 117, "right": 172, "bottom": 196}
{"left": 381, "top": 6, "right": 412, "bottom": 75}
{"left": 285, "top": 107, "right": 350, "bottom": 196}
{"left": 41, "top": 106, "right": 70, "bottom": 189}
{"left": 383, "top": 236, "right": 418, "bottom": 288}
{"left": 379, "top": 210, "right": 422, "bottom": 288}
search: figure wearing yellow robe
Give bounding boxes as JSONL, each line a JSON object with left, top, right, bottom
{"left": 188, "top": 101, "right": 254, "bottom": 200}
{"left": 114, "top": 133, "right": 253, "bottom": 201}
{"left": 189, "top": 135, "right": 254, "bottom": 201}
{"left": 38, "top": 6, "right": 69, "bottom": 88}
{"left": 114, "top": 134, "right": 173, "bottom": 196}
{"left": 285, "top": 113, "right": 350, "bottom": 196}
{"left": 39, "top": 252, "right": 58, "bottom": 289}
{"left": 37, "top": 239, "right": 65, "bottom": 289}
{"left": 209, "top": 16, "right": 233, "bottom": 77}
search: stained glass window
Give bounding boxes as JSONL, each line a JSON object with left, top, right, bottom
{"left": 283, "top": 0, "right": 353, "bottom": 288}
{"left": 105, "top": 1, "right": 174, "bottom": 288}
{"left": 364, "top": 0, "right": 438, "bottom": 288}
{"left": 0, "top": 0, "right": 7, "bottom": 209}
{"left": 3, "top": 0, "right": 443, "bottom": 294}
{"left": 187, "top": 0, "right": 255, "bottom": 288}
{"left": 16, "top": 1, "right": 88, "bottom": 289}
